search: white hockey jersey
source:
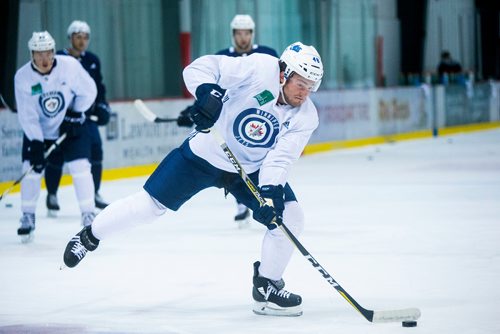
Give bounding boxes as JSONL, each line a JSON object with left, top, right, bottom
{"left": 14, "top": 55, "right": 97, "bottom": 141}
{"left": 183, "top": 53, "right": 319, "bottom": 186}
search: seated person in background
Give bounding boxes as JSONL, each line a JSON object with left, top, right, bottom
{"left": 437, "top": 50, "right": 462, "bottom": 84}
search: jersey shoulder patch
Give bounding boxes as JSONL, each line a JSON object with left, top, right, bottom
{"left": 253, "top": 90, "right": 274, "bottom": 106}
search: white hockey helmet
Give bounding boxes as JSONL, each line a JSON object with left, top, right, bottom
{"left": 67, "top": 20, "right": 91, "bottom": 38}
{"left": 28, "top": 31, "right": 56, "bottom": 52}
{"left": 230, "top": 14, "right": 255, "bottom": 31}
{"left": 280, "top": 42, "right": 323, "bottom": 92}
{"left": 230, "top": 14, "right": 255, "bottom": 50}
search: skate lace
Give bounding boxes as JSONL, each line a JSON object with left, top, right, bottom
{"left": 70, "top": 237, "right": 88, "bottom": 260}
{"left": 266, "top": 283, "right": 291, "bottom": 300}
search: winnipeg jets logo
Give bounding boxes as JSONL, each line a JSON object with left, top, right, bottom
{"left": 247, "top": 122, "right": 266, "bottom": 138}
{"left": 39, "top": 91, "right": 65, "bottom": 118}
{"left": 233, "top": 108, "right": 279, "bottom": 148}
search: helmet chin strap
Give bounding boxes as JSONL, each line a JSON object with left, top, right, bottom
{"left": 279, "top": 76, "right": 290, "bottom": 105}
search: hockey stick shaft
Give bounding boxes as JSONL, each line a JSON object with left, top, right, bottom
{"left": 0, "top": 133, "right": 67, "bottom": 202}
{"left": 210, "top": 128, "right": 420, "bottom": 323}
{"left": 134, "top": 99, "right": 178, "bottom": 123}
{"left": 129, "top": 101, "right": 420, "bottom": 322}
{"left": 209, "top": 129, "right": 372, "bottom": 318}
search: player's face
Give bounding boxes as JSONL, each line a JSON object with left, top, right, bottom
{"left": 71, "top": 33, "right": 89, "bottom": 52}
{"left": 281, "top": 73, "right": 315, "bottom": 107}
{"left": 233, "top": 29, "right": 252, "bottom": 52}
{"left": 32, "top": 50, "right": 55, "bottom": 74}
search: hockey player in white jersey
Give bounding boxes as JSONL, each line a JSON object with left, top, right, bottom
{"left": 15, "top": 31, "right": 97, "bottom": 242}
{"left": 176, "top": 14, "right": 279, "bottom": 227}
{"left": 63, "top": 42, "right": 323, "bottom": 316}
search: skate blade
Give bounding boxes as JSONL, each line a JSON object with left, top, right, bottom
{"left": 236, "top": 218, "right": 251, "bottom": 229}
{"left": 252, "top": 301, "right": 303, "bottom": 317}
{"left": 20, "top": 233, "right": 34, "bottom": 244}
{"left": 47, "top": 210, "right": 58, "bottom": 218}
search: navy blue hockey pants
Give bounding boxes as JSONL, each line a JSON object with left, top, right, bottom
{"left": 143, "top": 140, "right": 296, "bottom": 212}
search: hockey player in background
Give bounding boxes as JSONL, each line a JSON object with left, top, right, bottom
{"left": 216, "top": 14, "right": 278, "bottom": 57}
{"left": 44, "top": 20, "right": 111, "bottom": 215}
{"left": 15, "top": 31, "right": 97, "bottom": 242}
{"left": 63, "top": 41, "right": 323, "bottom": 317}
{"left": 176, "top": 14, "right": 279, "bottom": 227}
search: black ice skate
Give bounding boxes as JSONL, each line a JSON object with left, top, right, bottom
{"left": 252, "top": 261, "right": 302, "bottom": 316}
{"left": 17, "top": 213, "right": 35, "bottom": 243}
{"left": 234, "top": 205, "right": 251, "bottom": 229}
{"left": 63, "top": 226, "right": 100, "bottom": 268}
{"left": 46, "top": 193, "right": 60, "bottom": 217}
{"left": 94, "top": 193, "right": 109, "bottom": 210}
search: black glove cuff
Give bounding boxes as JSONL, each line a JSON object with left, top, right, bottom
{"left": 30, "top": 140, "right": 44, "bottom": 152}
{"left": 64, "top": 110, "right": 86, "bottom": 124}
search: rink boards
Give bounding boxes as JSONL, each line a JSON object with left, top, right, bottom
{"left": 1, "top": 83, "right": 500, "bottom": 191}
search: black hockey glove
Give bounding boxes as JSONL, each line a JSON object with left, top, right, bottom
{"left": 189, "top": 83, "right": 226, "bottom": 132}
{"left": 253, "top": 185, "right": 285, "bottom": 230}
{"left": 60, "top": 110, "right": 86, "bottom": 138}
{"left": 92, "top": 102, "right": 111, "bottom": 126}
{"left": 177, "top": 105, "right": 195, "bottom": 127}
{"left": 29, "top": 140, "right": 46, "bottom": 173}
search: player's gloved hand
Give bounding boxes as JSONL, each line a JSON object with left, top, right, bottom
{"left": 177, "top": 105, "right": 194, "bottom": 127}
{"left": 92, "top": 102, "right": 111, "bottom": 126}
{"left": 252, "top": 184, "right": 285, "bottom": 230}
{"left": 189, "top": 83, "right": 226, "bottom": 132}
{"left": 60, "top": 110, "right": 86, "bottom": 138}
{"left": 29, "top": 140, "right": 46, "bottom": 173}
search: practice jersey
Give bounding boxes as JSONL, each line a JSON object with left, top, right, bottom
{"left": 57, "top": 49, "right": 107, "bottom": 104}
{"left": 183, "top": 53, "right": 318, "bottom": 186}
{"left": 216, "top": 44, "right": 278, "bottom": 58}
{"left": 14, "top": 55, "right": 97, "bottom": 141}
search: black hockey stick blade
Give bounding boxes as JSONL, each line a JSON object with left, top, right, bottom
{"left": 210, "top": 128, "right": 421, "bottom": 323}
{"left": 133, "top": 99, "right": 177, "bottom": 123}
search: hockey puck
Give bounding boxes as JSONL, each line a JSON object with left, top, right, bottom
{"left": 402, "top": 321, "right": 417, "bottom": 327}
{"left": 5, "top": 203, "right": 13, "bottom": 208}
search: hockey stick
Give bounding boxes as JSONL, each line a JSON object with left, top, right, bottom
{"left": 134, "top": 99, "right": 178, "bottom": 123}
{"left": 132, "top": 101, "right": 421, "bottom": 322}
{"left": 209, "top": 128, "right": 421, "bottom": 323}
{"left": 0, "top": 133, "right": 67, "bottom": 202}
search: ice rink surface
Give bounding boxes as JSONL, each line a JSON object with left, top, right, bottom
{"left": 1, "top": 129, "right": 500, "bottom": 334}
